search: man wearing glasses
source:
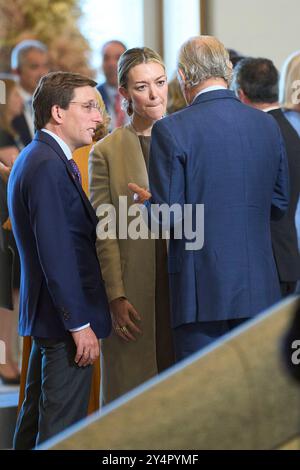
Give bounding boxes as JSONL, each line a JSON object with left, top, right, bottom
{"left": 8, "top": 71, "right": 111, "bottom": 448}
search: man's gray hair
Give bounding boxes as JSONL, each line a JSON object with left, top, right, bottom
{"left": 11, "top": 39, "right": 48, "bottom": 70}
{"left": 178, "top": 36, "right": 232, "bottom": 88}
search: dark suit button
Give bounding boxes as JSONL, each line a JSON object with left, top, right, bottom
{"left": 60, "top": 307, "right": 70, "bottom": 320}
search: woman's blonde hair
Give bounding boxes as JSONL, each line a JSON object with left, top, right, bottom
{"left": 118, "top": 47, "right": 165, "bottom": 115}
{"left": 167, "top": 75, "right": 186, "bottom": 114}
{"left": 0, "top": 78, "right": 18, "bottom": 136}
{"left": 94, "top": 89, "right": 110, "bottom": 141}
{"left": 279, "top": 50, "right": 300, "bottom": 110}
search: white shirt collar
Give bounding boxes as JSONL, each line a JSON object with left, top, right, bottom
{"left": 41, "top": 129, "right": 73, "bottom": 160}
{"left": 262, "top": 105, "right": 279, "bottom": 112}
{"left": 193, "top": 85, "right": 227, "bottom": 103}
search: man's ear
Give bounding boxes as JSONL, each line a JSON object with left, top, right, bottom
{"left": 51, "top": 104, "right": 63, "bottom": 123}
{"left": 238, "top": 89, "right": 250, "bottom": 104}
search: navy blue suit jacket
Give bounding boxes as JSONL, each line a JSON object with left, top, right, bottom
{"left": 96, "top": 83, "right": 110, "bottom": 112}
{"left": 8, "top": 130, "right": 111, "bottom": 338}
{"left": 12, "top": 113, "right": 32, "bottom": 147}
{"left": 148, "top": 89, "right": 289, "bottom": 328}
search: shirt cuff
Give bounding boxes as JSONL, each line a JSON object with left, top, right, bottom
{"left": 69, "top": 323, "right": 90, "bottom": 332}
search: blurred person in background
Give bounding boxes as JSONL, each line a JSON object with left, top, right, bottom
{"left": 97, "top": 40, "right": 129, "bottom": 131}
{"left": 279, "top": 51, "right": 300, "bottom": 261}
{"left": 232, "top": 57, "right": 300, "bottom": 296}
{"left": 0, "top": 77, "right": 24, "bottom": 384}
{"left": 167, "top": 74, "right": 186, "bottom": 114}
{"left": 10, "top": 39, "right": 49, "bottom": 145}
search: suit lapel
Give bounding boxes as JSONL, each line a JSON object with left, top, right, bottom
{"left": 123, "top": 124, "right": 149, "bottom": 189}
{"left": 34, "top": 131, "right": 98, "bottom": 225}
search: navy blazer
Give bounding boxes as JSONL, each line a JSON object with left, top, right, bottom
{"left": 96, "top": 83, "right": 110, "bottom": 112}
{"left": 12, "top": 113, "right": 32, "bottom": 147}
{"left": 149, "top": 89, "right": 289, "bottom": 328}
{"left": 8, "top": 130, "right": 111, "bottom": 338}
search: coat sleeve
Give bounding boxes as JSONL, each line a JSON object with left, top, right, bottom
{"left": 89, "top": 143, "right": 126, "bottom": 302}
{"left": 146, "top": 119, "right": 186, "bottom": 232}
{"left": 271, "top": 128, "right": 290, "bottom": 220}
{"left": 149, "top": 119, "right": 186, "bottom": 208}
{"left": 26, "top": 159, "right": 92, "bottom": 330}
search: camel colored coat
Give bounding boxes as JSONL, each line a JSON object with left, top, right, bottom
{"left": 89, "top": 124, "right": 159, "bottom": 405}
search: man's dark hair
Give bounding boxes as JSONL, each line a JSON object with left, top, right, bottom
{"left": 33, "top": 71, "right": 97, "bottom": 130}
{"left": 233, "top": 57, "right": 279, "bottom": 103}
{"left": 227, "top": 48, "right": 244, "bottom": 68}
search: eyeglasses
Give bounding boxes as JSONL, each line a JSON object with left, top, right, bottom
{"left": 69, "top": 101, "right": 101, "bottom": 113}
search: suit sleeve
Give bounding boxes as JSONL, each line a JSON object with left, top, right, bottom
{"left": 271, "top": 128, "right": 290, "bottom": 220}
{"left": 26, "top": 159, "right": 92, "bottom": 330}
{"left": 147, "top": 119, "right": 186, "bottom": 231}
{"left": 89, "top": 143, "right": 126, "bottom": 302}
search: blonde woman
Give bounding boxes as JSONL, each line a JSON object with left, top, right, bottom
{"left": 89, "top": 47, "right": 174, "bottom": 405}
{"left": 279, "top": 50, "right": 300, "bottom": 136}
{"left": 279, "top": 50, "right": 300, "bottom": 262}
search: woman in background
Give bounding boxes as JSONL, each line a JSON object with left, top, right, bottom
{"left": 279, "top": 50, "right": 300, "bottom": 137}
{"left": 89, "top": 47, "right": 174, "bottom": 406}
{"left": 279, "top": 51, "right": 300, "bottom": 278}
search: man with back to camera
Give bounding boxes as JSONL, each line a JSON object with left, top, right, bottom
{"left": 8, "top": 71, "right": 111, "bottom": 448}
{"left": 130, "top": 36, "right": 289, "bottom": 362}
{"left": 231, "top": 57, "right": 300, "bottom": 297}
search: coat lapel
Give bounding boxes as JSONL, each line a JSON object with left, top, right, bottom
{"left": 123, "top": 124, "right": 149, "bottom": 189}
{"left": 34, "top": 131, "right": 98, "bottom": 225}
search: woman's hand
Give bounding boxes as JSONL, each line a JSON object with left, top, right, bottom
{"left": 0, "top": 146, "right": 19, "bottom": 167}
{"left": 2, "top": 218, "right": 12, "bottom": 231}
{"left": 0, "top": 162, "right": 11, "bottom": 182}
{"left": 110, "top": 297, "right": 142, "bottom": 341}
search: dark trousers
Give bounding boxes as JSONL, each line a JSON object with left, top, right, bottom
{"left": 13, "top": 335, "right": 93, "bottom": 449}
{"left": 173, "top": 319, "right": 249, "bottom": 362}
{"left": 280, "top": 281, "right": 297, "bottom": 297}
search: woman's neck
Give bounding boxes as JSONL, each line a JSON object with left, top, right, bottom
{"left": 131, "top": 114, "right": 154, "bottom": 136}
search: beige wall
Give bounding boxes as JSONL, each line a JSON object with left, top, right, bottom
{"left": 206, "top": 0, "right": 300, "bottom": 70}
{"left": 143, "top": 0, "right": 163, "bottom": 55}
